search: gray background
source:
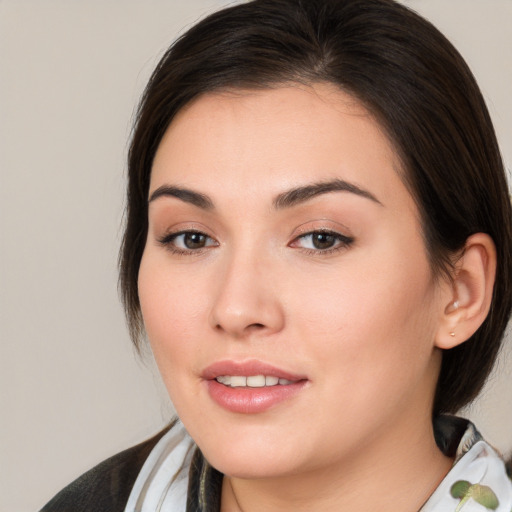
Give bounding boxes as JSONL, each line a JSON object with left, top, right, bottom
{"left": 1, "top": 1, "right": 511, "bottom": 511}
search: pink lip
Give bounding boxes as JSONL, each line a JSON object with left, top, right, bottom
{"left": 202, "top": 360, "right": 308, "bottom": 414}
{"left": 201, "top": 360, "right": 306, "bottom": 381}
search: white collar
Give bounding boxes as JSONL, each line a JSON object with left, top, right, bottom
{"left": 124, "top": 422, "right": 194, "bottom": 512}
{"left": 420, "top": 423, "right": 512, "bottom": 511}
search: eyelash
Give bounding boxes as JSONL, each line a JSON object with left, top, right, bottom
{"left": 157, "top": 230, "right": 218, "bottom": 256}
{"left": 291, "top": 230, "right": 354, "bottom": 255}
{"left": 157, "top": 229, "right": 354, "bottom": 256}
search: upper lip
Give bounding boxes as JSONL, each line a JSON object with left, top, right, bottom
{"left": 201, "top": 359, "right": 307, "bottom": 381}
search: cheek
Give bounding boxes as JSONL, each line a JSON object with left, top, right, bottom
{"left": 137, "top": 251, "right": 208, "bottom": 374}
{"left": 294, "top": 242, "right": 438, "bottom": 374}
{"left": 291, "top": 259, "right": 439, "bottom": 434}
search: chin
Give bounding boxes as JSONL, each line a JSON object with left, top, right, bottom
{"left": 192, "top": 426, "right": 313, "bottom": 480}
{"left": 205, "top": 448, "right": 300, "bottom": 480}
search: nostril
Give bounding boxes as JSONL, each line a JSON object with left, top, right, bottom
{"left": 214, "top": 322, "right": 265, "bottom": 334}
{"left": 248, "top": 323, "right": 265, "bottom": 329}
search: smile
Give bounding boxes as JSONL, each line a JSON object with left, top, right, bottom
{"left": 215, "top": 375, "right": 296, "bottom": 387}
{"left": 202, "top": 360, "right": 308, "bottom": 413}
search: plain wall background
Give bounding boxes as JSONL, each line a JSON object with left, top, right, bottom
{"left": 1, "top": 1, "right": 511, "bottom": 511}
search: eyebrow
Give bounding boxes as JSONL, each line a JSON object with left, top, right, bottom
{"left": 148, "top": 185, "right": 214, "bottom": 210}
{"left": 273, "top": 179, "right": 382, "bottom": 209}
{"left": 148, "top": 178, "right": 382, "bottom": 210}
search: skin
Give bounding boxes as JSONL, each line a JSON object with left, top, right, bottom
{"left": 138, "top": 83, "right": 459, "bottom": 511}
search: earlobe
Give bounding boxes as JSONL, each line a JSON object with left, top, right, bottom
{"left": 435, "top": 233, "right": 497, "bottom": 350}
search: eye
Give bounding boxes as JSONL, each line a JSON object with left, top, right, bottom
{"left": 291, "top": 230, "right": 354, "bottom": 253}
{"left": 158, "top": 230, "right": 218, "bottom": 254}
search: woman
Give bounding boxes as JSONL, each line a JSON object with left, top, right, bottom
{"left": 41, "top": 0, "right": 512, "bottom": 510}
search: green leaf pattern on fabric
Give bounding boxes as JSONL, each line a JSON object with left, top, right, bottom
{"left": 451, "top": 480, "right": 499, "bottom": 510}
{"left": 419, "top": 417, "right": 512, "bottom": 511}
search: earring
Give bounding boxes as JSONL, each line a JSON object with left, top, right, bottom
{"left": 450, "top": 332, "right": 455, "bottom": 337}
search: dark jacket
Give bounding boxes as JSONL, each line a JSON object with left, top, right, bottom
{"left": 40, "top": 428, "right": 170, "bottom": 512}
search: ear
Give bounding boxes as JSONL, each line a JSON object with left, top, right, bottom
{"left": 435, "top": 233, "right": 497, "bottom": 350}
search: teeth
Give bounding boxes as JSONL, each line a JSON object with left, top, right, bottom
{"left": 215, "top": 375, "right": 295, "bottom": 387}
{"left": 230, "top": 376, "right": 247, "bottom": 387}
{"left": 216, "top": 375, "right": 230, "bottom": 385}
{"left": 247, "top": 375, "right": 265, "bottom": 387}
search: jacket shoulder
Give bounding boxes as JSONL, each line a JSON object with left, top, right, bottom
{"left": 40, "top": 425, "right": 172, "bottom": 512}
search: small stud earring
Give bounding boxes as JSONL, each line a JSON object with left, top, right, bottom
{"left": 450, "top": 332, "right": 455, "bottom": 337}
{"left": 453, "top": 301, "right": 459, "bottom": 310}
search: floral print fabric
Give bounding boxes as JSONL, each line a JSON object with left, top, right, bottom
{"left": 420, "top": 419, "right": 512, "bottom": 511}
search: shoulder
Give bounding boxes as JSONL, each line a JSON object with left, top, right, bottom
{"left": 39, "top": 425, "right": 173, "bottom": 512}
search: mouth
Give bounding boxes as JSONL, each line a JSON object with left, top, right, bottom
{"left": 202, "top": 360, "right": 308, "bottom": 414}
{"left": 215, "top": 375, "right": 296, "bottom": 387}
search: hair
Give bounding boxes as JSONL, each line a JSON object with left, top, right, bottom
{"left": 120, "top": 0, "right": 512, "bottom": 415}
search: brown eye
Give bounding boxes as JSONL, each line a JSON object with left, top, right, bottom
{"left": 292, "top": 230, "right": 354, "bottom": 253}
{"left": 183, "top": 232, "right": 208, "bottom": 249}
{"left": 158, "top": 230, "right": 218, "bottom": 253}
{"left": 311, "top": 233, "right": 337, "bottom": 250}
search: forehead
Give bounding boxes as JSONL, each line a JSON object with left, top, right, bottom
{"left": 150, "top": 83, "right": 411, "bottom": 211}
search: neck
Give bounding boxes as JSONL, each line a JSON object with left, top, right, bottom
{"left": 220, "top": 417, "right": 453, "bottom": 512}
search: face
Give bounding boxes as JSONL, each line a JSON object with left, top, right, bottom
{"left": 138, "top": 84, "right": 446, "bottom": 479}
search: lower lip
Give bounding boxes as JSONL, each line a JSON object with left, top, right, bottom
{"left": 206, "top": 379, "right": 307, "bottom": 414}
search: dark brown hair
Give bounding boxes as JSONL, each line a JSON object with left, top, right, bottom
{"left": 120, "top": 0, "right": 512, "bottom": 414}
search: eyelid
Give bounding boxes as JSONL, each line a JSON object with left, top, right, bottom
{"left": 290, "top": 219, "right": 353, "bottom": 239}
{"left": 290, "top": 230, "right": 353, "bottom": 249}
{"left": 160, "top": 230, "right": 217, "bottom": 246}
{"left": 154, "top": 220, "right": 215, "bottom": 240}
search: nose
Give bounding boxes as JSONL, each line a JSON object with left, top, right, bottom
{"left": 208, "top": 249, "right": 285, "bottom": 339}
